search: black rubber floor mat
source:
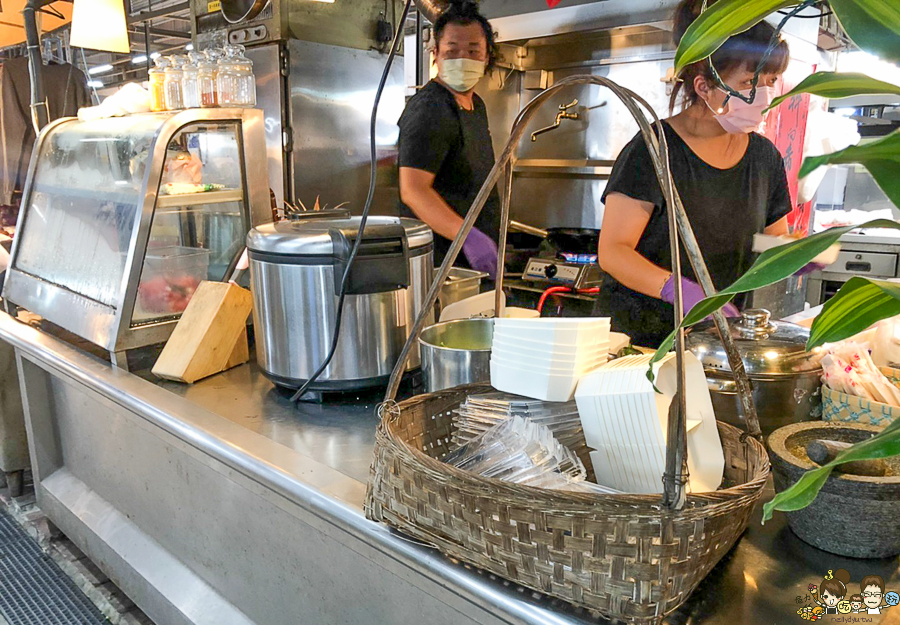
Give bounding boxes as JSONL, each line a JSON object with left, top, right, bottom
{"left": 0, "top": 509, "right": 108, "bottom": 624}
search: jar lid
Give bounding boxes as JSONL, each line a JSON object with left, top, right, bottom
{"left": 247, "top": 213, "right": 433, "bottom": 257}
{"left": 685, "top": 309, "right": 822, "bottom": 377}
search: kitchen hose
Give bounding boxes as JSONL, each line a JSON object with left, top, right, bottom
{"left": 290, "top": 0, "right": 414, "bottom": 402}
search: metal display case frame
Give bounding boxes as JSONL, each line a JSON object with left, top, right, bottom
{"left": 3, "top": 108, "right": 270, "bottom": 364}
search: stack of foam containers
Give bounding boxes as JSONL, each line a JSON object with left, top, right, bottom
{"left": 490, "top": 318, "right": 610, "bottom": 402}
{"left": 574, "top": 352, "right": 725, "bottom": 494}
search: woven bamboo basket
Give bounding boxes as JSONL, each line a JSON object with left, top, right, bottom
{"left": 365, "top": 384, "right": 770, "bottom": 623}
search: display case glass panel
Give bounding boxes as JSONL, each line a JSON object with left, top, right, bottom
{"left": 133, "top": 122, "right": 248, "bottom": 324}
{"left": 13, "top": 114, "right": 169, "bottom": 307}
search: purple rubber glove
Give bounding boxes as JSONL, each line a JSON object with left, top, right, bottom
{"left": 462, "top": 227, "right": 498, "bottom": 280}
{"left": 660, "top": 275, "right": 739, "bottom": 319}
{"left": 795, "top": 262, "right": 826, "bottom": 276}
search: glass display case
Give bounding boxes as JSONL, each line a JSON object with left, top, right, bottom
{"left": 3, "top": 108, "right": 269, "bottom": 364}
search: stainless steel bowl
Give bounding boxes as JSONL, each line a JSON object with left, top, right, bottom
{"left": 419, "top": 318, "right": 493, "bottom": 393}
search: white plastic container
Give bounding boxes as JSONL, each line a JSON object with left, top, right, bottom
{"left": 490, "top": 352, "right": 607, "bottom": 375}
{"left": 492, "top": 325, "right": 609, "bottom": 348}
{"left": 490, "top": 359, "right": 581, "bottom": 402}
{"left": 574, "top": 353, "right": 724, "bottom": 494}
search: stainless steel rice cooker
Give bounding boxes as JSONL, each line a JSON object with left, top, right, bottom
{"left": 685, "top": 309, "right": 823, "bottom": 436}
{"left": 247, "top": 211, "right": 434, "bottom": 391}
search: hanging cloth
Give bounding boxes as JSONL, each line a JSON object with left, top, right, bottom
{"left": 0, "top": 57, "right": 91, "bottom": 207}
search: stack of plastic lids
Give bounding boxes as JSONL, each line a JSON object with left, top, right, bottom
{"left": 452, "top": 392, "right": 584, "bottom": 451}
{"left": 574, "top": 352, "right": 725, "bottom": 494}
{"left": 490, "top": 317, "right": 611, "bottom": 402}
{"left": 443, "top": 415, "right": 620, "bottom": 493}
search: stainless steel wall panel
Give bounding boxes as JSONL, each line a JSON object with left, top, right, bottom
{"left": 492, "top": 59, "right": 673, "bottom": 229}
{"left": 482, "top": 0, "right": 679, "bottom": 42}
{"left": 245, "top": 43, "right": 286, "bottom": 209}
{"left": 287, "top": 40, "right": 405, "bottom": 216}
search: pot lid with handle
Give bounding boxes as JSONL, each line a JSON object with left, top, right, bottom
{"left": 685, "top": 308, "right": 823, "bottom": 377}
{"left": 247, "top": 212, "right": 433, "bottom": 257}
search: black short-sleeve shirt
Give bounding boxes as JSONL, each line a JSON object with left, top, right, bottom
{"left": 397, "top": 80, "right": 500, "bottom": 265}
{"left": 594, "top": 120, "right": 792, "bottom": 347}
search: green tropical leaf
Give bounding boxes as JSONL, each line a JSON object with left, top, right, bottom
{"left": 800, "top": 131, "right": 900, "bottom": 209}
{"left": 807, "top": 278, "right": 900, "bottom": 349}
{"left": 673, "top": 0, "right": 794, "bottom": 75}
{"left": 762, "top": 417, "right": 900, "bottom": 522}
{"left": 767, "top": 72, "right": 900, "bottom": 112}
{"left": 829, "top": 0, "right": 900, "bottom": 66}
{"left": 763, "top": 467, "right": 833, "bottom": 516}
{"left": 647, "top": 218, "right": 900, "bottom": 381}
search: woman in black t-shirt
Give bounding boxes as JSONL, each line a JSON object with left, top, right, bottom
{"left": 595, "top": 0, "right": 793, "bottom": 348}
{"left": 397, "top": 1, "right": 501, "bottom": 277}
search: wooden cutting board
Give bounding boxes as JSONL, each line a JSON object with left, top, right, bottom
{"left": 152, "top": 281, "right": 253, "bottom": 383}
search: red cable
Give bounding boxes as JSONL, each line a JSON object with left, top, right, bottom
{"left": 536, "top": 286, "right": 601, "bottom": 315}
{"left": 537, "top": 286, "right": 571, "bottom": 314}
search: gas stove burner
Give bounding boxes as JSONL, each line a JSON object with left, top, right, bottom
{"left": 523, "top": 257, "right": 602, "bottom": 289}
{"left": 560, "top": 252, "right": 598, "bottom": 265}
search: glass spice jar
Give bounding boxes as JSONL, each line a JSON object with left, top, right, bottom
{"left": 181, "top": 52, "right": 201, "bottom": 109}
{"left": 216, "top": 46, "right": 239, "bottom": 107}
{"left": 232, "top": 44, "right": 256, "bottom": 107}
{"left": 148, "top": 56, "right": 169, "bottom": 112}
{"left": 163, "top": 55, "right": 185, "bottom": 110}
{"left": 198, "top": 50, "right": 220, "bottom": 108}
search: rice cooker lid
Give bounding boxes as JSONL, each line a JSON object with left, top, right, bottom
{"left": 247, "top": 212, "right": 433, "bottom": 257}
{"left": 685, "top": 309, "right": 823, "bottom": 377}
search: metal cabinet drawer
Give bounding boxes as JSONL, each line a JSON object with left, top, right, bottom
{"left": 825, "top": 250, "right": 898, "bottom": 277}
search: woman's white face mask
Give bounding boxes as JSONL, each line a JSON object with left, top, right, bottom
{"left": 439, "top": 58, "right": 485, "bottom": 93}
{"left": 705, "top": 86, "right": 778, "bottom": 134}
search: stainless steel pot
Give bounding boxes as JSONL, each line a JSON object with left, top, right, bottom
{"left": 686, "top": 309, "right": 823, "bottom": 436}
{"left": 419, "top": 318, "right": 493, "bottom": 392}
{"left": 248, "top": 212, "right": 434, "bottom": 391}
{"left": 435, "top": 267, "right": 487, "bottom": 315}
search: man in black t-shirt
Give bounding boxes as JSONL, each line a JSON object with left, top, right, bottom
{"left": 397, "top": 1, "right": 500, "bottom": 277}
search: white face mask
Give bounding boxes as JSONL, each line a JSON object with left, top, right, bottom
{"left": 439, "top": 58, "right": 485, "bottom": 93}
{"left": 705, "top": 86, "right": 777, "bottom": 134}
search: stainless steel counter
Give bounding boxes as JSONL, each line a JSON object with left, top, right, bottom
{"left": 2, "top": 311, "right": 898, "bottom": 625}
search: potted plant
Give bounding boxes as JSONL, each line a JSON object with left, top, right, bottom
{"left": 634, "top": 0, "right": 900, "bottom": 547}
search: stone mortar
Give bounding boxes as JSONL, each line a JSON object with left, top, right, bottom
{"left": 768, "top": 421, "right": 900, "bottom": 558}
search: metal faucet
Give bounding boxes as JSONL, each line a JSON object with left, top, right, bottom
{"left": 530, "top": 99, "right": 579, "bottom": 142}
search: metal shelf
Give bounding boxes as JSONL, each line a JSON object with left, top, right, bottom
{"left": 156, "top": 189, "right": 243, "bottom": 208}
{"left": 513, "top": 159, "right": 613, "bottom": 177}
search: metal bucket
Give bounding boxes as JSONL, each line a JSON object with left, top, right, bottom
{"left": 419, "top": 318, "right": 493, "bottom": 392}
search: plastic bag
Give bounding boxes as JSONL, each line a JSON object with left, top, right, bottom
{"left": 443, "top": 415, "right": 591, "bottom": 489}
{"left": 821, "top": 341, "right": 900, "bottom": 406}
{"left": 78, "top": 83, "right": 152, "bottom": 121}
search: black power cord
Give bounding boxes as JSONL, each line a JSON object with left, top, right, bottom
{"left": 290, "top": 0, "right": 414, "bottom": 402}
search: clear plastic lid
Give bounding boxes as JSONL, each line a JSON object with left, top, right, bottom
{"left": 231, "top": 44, "right": 253, "bottom": 71}
{"left": 198, "top": 49, "right": 219, "bottom": 71}
{"left": 164, "top": 55, "right": 183, "bottom": 76}
{"left": 182, "top": 51, "right": 199, "bottom": 75}
{"left": 149, "top": 55, "right": 168, "bottom": 75}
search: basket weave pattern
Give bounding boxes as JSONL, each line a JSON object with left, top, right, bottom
{"left": 365, "top": 384, "right": 770, "bottom": 622}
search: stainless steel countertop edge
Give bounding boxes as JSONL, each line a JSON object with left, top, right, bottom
{"left": 0, "top": 312, "right": 589, "bottom": 625}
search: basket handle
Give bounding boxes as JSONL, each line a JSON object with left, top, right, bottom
{"left": 382, "top": 76, "right": 761, "bottom": 511}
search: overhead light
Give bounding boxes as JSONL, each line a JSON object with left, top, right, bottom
{"left": 88, "top": 64, "right": 114, "bottom": 75}
{"left": 150, "top": 52, "right": 161, "bottom": 59}
{"left": 185, "top": 43, "right": 194, "bottom": 51}
{"left": 87, "top": 80, "right": 104, "bottom": 88}
{"left": 131, "top": 55, "right": 148, "bottom": 64}
{"left": 70, "top": 0, "right": 130, "bottom": 54}
{"left": 835, "top": 107, "right": 858, "bottom": 117}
